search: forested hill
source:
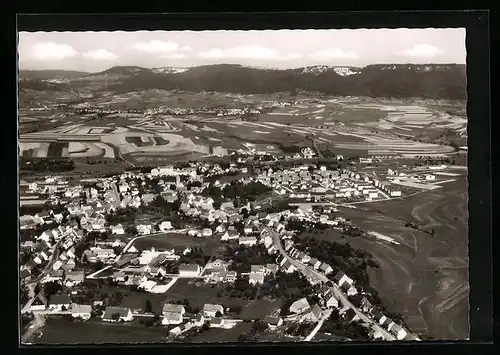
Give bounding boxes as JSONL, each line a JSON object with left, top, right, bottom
{"left": 19, "top": 64, "right": 467, "bottom": 100}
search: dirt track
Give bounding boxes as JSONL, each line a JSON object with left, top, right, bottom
{"left": 338, "top": 175, "right": 468, "bottom": 340}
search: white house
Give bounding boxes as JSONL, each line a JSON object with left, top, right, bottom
{"left": 325, "top": 290, "right": 339, "bottom": 308}
{"left": 71, "top": 303, "right": 92, "bottom": 320}
{"left": 289, "top": 298, "right": 311, "bottom": 314}
{"left": 159, "top": 221, "right": 173, "bottom": 231}
{"left": 161, "top": 303, "right": 186, "bottom": 325}
{"left": 390, "top": 190, "right": 402, "bottom": 197}
{"left": 221, "top": 230, "right": 239, "bottom": 241}
{"left": 178, "top": 263, "right": 201, "bottom": 277}
{"left": 203, "top": 303, "right": 224, "bottom": 318}
{"left": 111, "top": 224, "right": 125, "bottom": 235}
{"left": 249, "top": 271, "right": 264, "bottom": 285}
{"left": 102, "top": 307, "right": 134, "bottom": 322}
{"left": 239, "top": 236, "right": 257, "bottom": 246}
{"left": 202, "top": 228, "right": 213, "bottom": 237}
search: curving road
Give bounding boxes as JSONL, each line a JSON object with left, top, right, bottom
{"left": 264, "top": 226, "right": 398, "bottom": 341}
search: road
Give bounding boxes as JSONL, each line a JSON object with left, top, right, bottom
{"left": 304, "top": 309, "right": 332, "bottom": 342}
{"left": 21, "top": 237, "right": 66, "bottom": 314}
{"left": 265, "top": 226, "right": 398, "bottom": 341}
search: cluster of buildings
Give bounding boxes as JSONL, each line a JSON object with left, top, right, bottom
{"left": 255, "top": 165, "right": 402, "bottom": 201}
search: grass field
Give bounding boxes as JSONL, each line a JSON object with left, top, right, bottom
{"left": 334, "top": 175, "right": 468, "bottom": 340}
{"left": 34, "top": 318, "right": 169, "bottom": 344}
{"left": 163, "top": 279, "right": 250, "bottom": 311}
{"left": 189, "top": 321, "right": 253, "bottom": 343}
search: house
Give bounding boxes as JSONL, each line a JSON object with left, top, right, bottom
{"left": 62, "top": 259, "right": 76, "bottom": 272}
{"left": 325, "top": 290, "right": 340, "bottom": 309}
{"left": 281, "top": 260, "right": 296, "bottom": 273}
{"left": 264, "top": 316, "right": 283, "bottom": 329}
{"left": 305, "top": 304, "right": 323, "bottom": 322}
{"left": 159, "top": 221, "right": 173, "bottom": 231}
{"left": 111, "top": 224, "right": 125, "bottom": 235}
{"left": 308, "top": 258, "right": 322, "bottom": 269}
{"left": 333, "top": 271, "right": 354, "bottom": 287}
{"left": 390, "top": 323, "right": 408, "bottom": 340}
{"left": 239, "top": 236, "right": 257, "bottom": 246}
{"left": 178, "top": 263, "right": 201, "bottom": 277}
{"left": 161, "top": 303, "right": 185, "bottom": 325}
{"left": 221, "top": 230, "right": 239, "bottom": 241}
{"left": 112, "top": 271, "right": 127, "bottom": 282}
{"left": 319, "top": 263, "right": 333, "bottom": 275}
{"left": 64, "top": 270, "right": 85, "bottom": 287}
{"left": 202, "top": 228, "right": 213, "bottom": 237}
{"left": 191, "top": 313, "right": 206, "bottom": 327}
{"left": 249, "top": 271, "right": 264, "bottom": 285}
{"left": 289, "top": 298, "right": 311, "bottom": 314}
{"left": 102, "top": 307, "right": 134, "bottom": 322}
{"left": 71, "top": 303, "right": 92, "bottom": 320}
{"left": 30, "top": 293, "right": 48, "bottom": 311}
{"left": 210, "top": 317, "right": 225, "bottom": 328}
{"left": 203, "top": 303, "right": 224, "bottom": 318}
{"left": 48, "top": 293, "right": 71, "bottom": 310}
{"left": 52, "top": 260, "right": 63, "bottom": 271}
{"left": 344, "top": 308, "right": 360, "bottom": 322}
{"left": 137, "top": 224, "right": 152, "bottom": 235}
{"left": 265, "top": 263, "right": 278, "bottom": 275}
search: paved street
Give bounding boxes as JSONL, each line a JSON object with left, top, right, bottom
{"left": 264, "top": 226, "right": 398, "bottom": 341}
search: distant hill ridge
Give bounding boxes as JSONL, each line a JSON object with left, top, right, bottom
{"left": 19, "top": 63, "right": 467, "bottom": 100}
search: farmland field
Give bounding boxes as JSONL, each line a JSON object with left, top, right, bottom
{"left": 132, "top": 232, "right": 223, "bottom": 256}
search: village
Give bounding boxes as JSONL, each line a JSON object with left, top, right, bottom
{"left": 18, "top": 156, "right": 431, "bottom": 343}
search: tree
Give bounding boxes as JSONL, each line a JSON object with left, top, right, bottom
{"left": 145, "top": 299, "right": 153, "bottom": 313}
{"left": 201, "top": 322, "right": 210, "bottom": 331}
{"left": 215, "top": 311, "right": 223, "bottom": 318}
{"left": 111, "top": 313, "right": 121, "bottom": 322}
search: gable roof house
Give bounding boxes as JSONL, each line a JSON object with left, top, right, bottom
{"left": 264, "top": 316, "right": 283, "bottom": 329}
{"left": 324, "top": 289, "right": 340, "bottom": 309}
{"left": 102, "top": 307, "right": 134, "bottom": 322}
{"left": 319, "top": 263, "right": 333, "bottom": 275}
{"left": 48, "top": 294, "right": 71, "bottom": 310}
{"left": 308, "top": 258, "right": 322, "bottom": 269}
{"left": 30, "top": 293, "right": 48, "bottom": 311}
{"left": 305, "top": 304, "right": 323, "bottom": 322}
{"left": 289, "top": 298, "right": 311, "bottom": 314}
{"left": 71, "top": 303, "right": 92, "bottom": 320}
{"left": 64, "top": 270, "right": 85, "bottom": 287}
{"left": 161, "top": 303, "right": 186, "bottom": 325}
{"left": 203, "top": 303, "right": 224, "bottom": 318}
{"left": 249, "top": 271, "right": 265, "bottom": 285}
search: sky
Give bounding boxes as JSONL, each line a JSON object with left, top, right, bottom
{"left": 18, "top": 28, "right": 466, "bottom": 72}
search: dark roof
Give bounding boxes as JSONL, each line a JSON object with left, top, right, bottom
{"left": 264, "top": 316, "right": 282, "bottom": 326}
{"left": 341, "top": 282, "right": 351, "bottom": 292}
{"left": 333, "top": 270, "right": 344, "bottom": 281}
{"left": 49, "top": 293, "right": 71, "bottom": 305}
{"left": 344, "top": 308, "right": 356, "bottom": 321}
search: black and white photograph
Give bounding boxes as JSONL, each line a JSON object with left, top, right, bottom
{"left": 18, "top": 24, "right": 470, "bottom": 344}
